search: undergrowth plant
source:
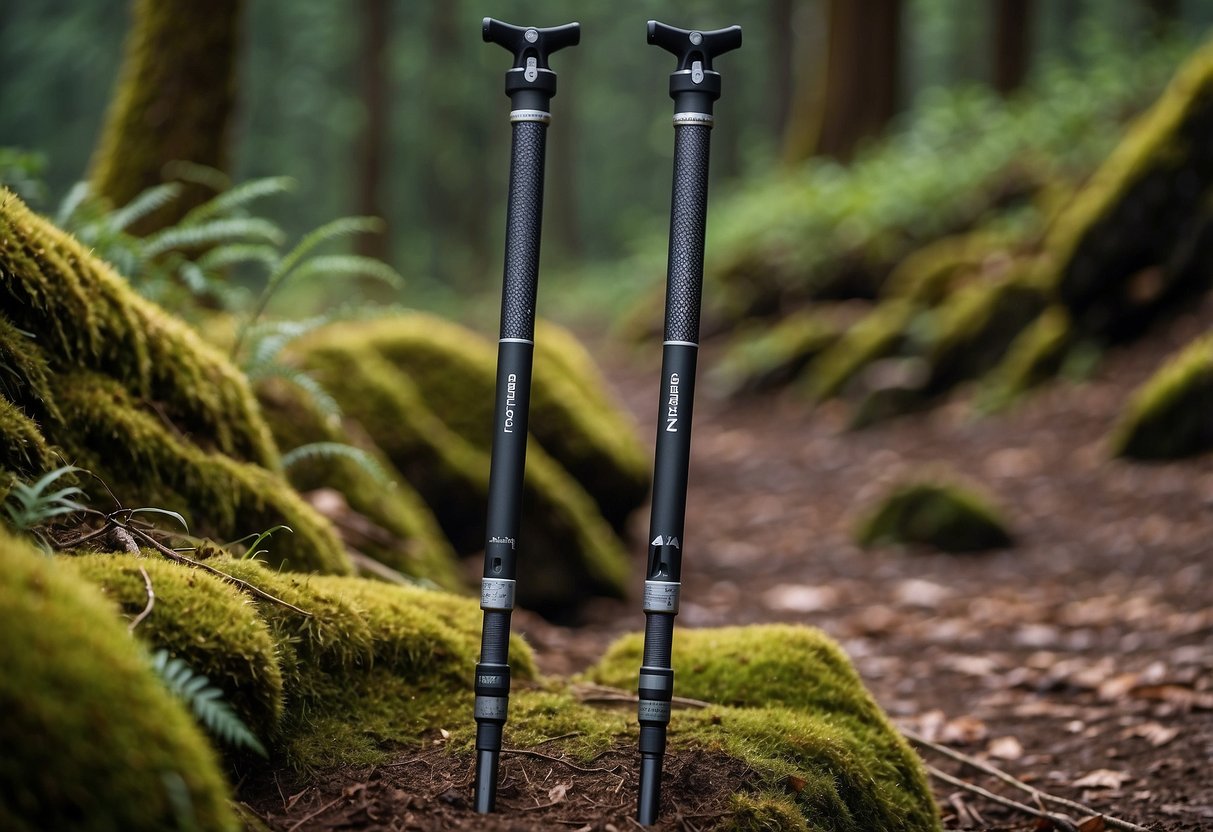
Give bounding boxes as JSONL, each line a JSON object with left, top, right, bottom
{"left": 150, "top": 648, "right": 267, "bottom": 758}
{"left": 2, "top": 465, "right": 85, "bottom": 546}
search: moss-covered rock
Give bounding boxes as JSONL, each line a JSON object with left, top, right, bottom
{"left": 298, "top": 334, "right": 630, "bottom": 614}
{"left": 1111, "top": 331, "right": 1213, "bottom": 459}
{"left": 588, "top": 625, "right": 939, "bottom": 831}
{"left": 883, "top": 230, "right": 1021, "bottom": 306}
{"left": 980, "top": 305, "right": 1073, "bottom": 410}
{"left": 805, "top": 300, "right": 916, "bottom": 401}
{"left": 308, "top": 313, "right": 649, "bottom": 531}
{"left": 255, "top": 378, "right": 462, "bottom": 590}
{"left": 0, "top": 532, "right": 237, "bottom": 832}
{"left": 713, "top": 309, "right": 844, "bottom": 396}
{"left": 1048, "top": 39, "right": 1213, "bottom": 339}
{"left": 89, "top": 0, "right": 243, "bottom": 231}
{"left": 856, "top": 478, "right": 1014, "bottom": 552}
{"left": 0, "top": 189, "right": 349, "bottom": 574}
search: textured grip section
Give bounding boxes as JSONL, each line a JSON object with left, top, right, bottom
{"left": 663, "top": 124, "right": 712, "bottom": 344}
{"left": 499, "top": 120, "right": 548, "bottom": 341}
{"left": 479, "top": 610, "right": 511, "bottom": 664}
{"left": 642, "top": 613, "right": 674, "bottom": 666}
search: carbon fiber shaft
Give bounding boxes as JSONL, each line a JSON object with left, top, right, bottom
{"left": 474, "top": 116, "right": 548, "bottom": 814}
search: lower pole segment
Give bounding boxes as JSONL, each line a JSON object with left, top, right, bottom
{"left": 637, "top": 754, "right": 663, "bottom": 824}
{"left": 473, "top": 749, "right": 499, "bottom": 813}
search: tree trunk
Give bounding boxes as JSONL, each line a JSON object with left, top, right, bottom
{"left": 89, "top": 0, "right": 244, "bottom": 232}
{"left": 785, "top": 0, "right": 902, "bottom": 164}
{"left": 770, "top": 0, "right": 796, "bottom": 139}
{"left": 1143, "top": 0, "right": 1181, "bottom": 35}
{"left": 355, "top": 0, "right": 390, "bottom": 262}
{"left": 993, "top": 0, "right": 1033, "bottom": 95}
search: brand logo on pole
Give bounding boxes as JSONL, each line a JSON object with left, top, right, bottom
{"left": 504, "top": 373, "right": 517, "bottom": 432}
{"left": 651, "top": 535, "right": 680, "bottom": 548}
{"left": 666, "top": 372, "right": 680, "bottom": 432}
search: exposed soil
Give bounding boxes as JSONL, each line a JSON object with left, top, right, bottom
{"left": 240, "top": 295, "right": 1212, "bottom": 831}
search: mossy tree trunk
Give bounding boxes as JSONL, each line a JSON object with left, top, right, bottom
{"left": 89, "top": 0, "right": 244, "bottom": 232}
{"left": 784, "top": 0, "right": 902, "bottom": 164}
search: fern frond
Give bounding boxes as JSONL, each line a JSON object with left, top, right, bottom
{"left": 2, "top": 465, "right": 86, "bottom": 531}
{"left": 270, "top": 216, "right": 384, "bottom": 289}
{"left": 55, "top": 182, "right": 92, "bottom": 226}
{"left": 142, "top": 218, "right": 285, "bottom": 258}
{"left": 196, "top": 243, "right": 281, "bottom": 272}
{"left": 107, "top": 183, "right": 182, "bottom": 232}
{"left": 181, "top": 176, "right": 295, "bottom": 226}
{"left": 246, "top": 365, "right": 342, "bottom": 421}
{"left": 161, "top": 161, "right": 232, "bottom": 193}
{"left": 281, "top": 442, "right": 391, "bottom": 484}
{"left": 242, "top": 315, "right": 331, "bottom": 371}
{"left": 289, "top": 254, "right": 405, "bottom": 292}
{"left": 150, "top": 650, "right": 267, "bottom": 757}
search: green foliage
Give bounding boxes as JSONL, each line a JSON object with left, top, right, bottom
{"left": 281, "top": 441, "right": 390, "bottom": 484}
{"left": 1111, "top": 331, "right": 1213, "bottom": 459}
{"left": 151, "top": 649, "right": 268, "bottom": 757}
{"left": 2, "top": 465, "right": 84, "bottom": 532}
{"left": 856, "top": 477, "right": 1014, "bottom": 552}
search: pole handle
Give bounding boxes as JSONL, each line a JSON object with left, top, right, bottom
{"left": 647, "top": 21, "right": 741, "bottom": 72}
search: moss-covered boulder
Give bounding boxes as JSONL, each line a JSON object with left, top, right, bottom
{"left": 1111, "top": 331, "right": 1213, "bottom": 459}
{"left": 255, "top": 378, "right": 462, "bottom": 590}
{"left": 308, "top": 313, "right": 649, "bottom": 531}
{"left": 0, "top": 532, "right": 238, "bottom": 832}
{"left": 1048, "top": 39, "right": 1213, "bottom": 339}
{"left": 806, "top": 300, "right": 916, "bottom": 401}
{"left": 980, "top": 305, "right": 1073, "bottom": 410}
{"left": 588, "top": 625, "right": 940, "bottom": 831}
{"left": 0, "top": 189, "right": 349, "bottom": 574}
{"left": 713, "top": 308, "right": 846, "bottom": 397}
{"left": 296, "top": 326, "right": 631, "bottom": 614}
{"left": 856, "top": 478, "right": 1014, "bottom": 552}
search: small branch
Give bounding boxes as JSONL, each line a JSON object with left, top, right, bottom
{"left": 926, "top": 764, "right": 1079, "bottom": 832}
{"left": 128, "top": 566, "right": 155, "bottom": 632}
{"left": 500, "top": 748, "right": 621, "bottom": 775}
{"left": 572, "top": 682, "right": 712, "bottom": 710}
{"left": 285, "top": 793, "right": 345, "bottom": 832}
{"left": 903, "top": 728, "right": 1152, "bottom": 832}
{"left": 124, "top": 525, "right": 312, "bottom": 617}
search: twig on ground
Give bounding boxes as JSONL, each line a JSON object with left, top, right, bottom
{"left": 285, "top": 793, "right": 345, "bottom": 832}
{"left": 572, "top": 682, "right": 712, "bottom": 710}
{"left": 128, "top": 565, "right": 154, "bottom": 631}
{"left": 500, "top": 748, "right": 621, "bottom": 775}
{"left": 903, "top": 728, "right": 1151, "bottom": 832}
{"left": 926, "top": 764, "right": 1080, "bottom": 831}
{"left": 531, "top": 731, "right": 583, "bottom": 747}
{"left": 124, "top": 524, "right": 312, "bottom": 617}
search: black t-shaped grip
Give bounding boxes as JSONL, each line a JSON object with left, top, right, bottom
{"left": 647, "top": 21, "right": 742, "bottom": 72}
{"left": 647, "top": 20, "right": 741, "bottom": 114}
{"left": 483, "top": 19, "right": 580, "bottom": 71}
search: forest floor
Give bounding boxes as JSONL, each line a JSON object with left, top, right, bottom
{"left": 243, "top": 294, "right": 1212, "bottom": 831}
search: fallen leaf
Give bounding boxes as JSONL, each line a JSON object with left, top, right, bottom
{"left": 1077, "top": 816, "right": 1106, "bottom": 831}
{"left": 763, "top": 584, "right": 839, "bottom": 613}
{"left": 1131, "top": 684, "right": 1213, "bottom": 711}
{"left": 547, "top": 783, "right": 570, "bottom": 804}
{"left": 941, "top": 715, "right": 989, "bottom": 745}
{"left": 784, "top": 774, "right": 807, "bottom": 794}
{"left": 1125, "top": 721, "right": 1180, "bottom": 747}
{"left": 987, "top": 735, "right": 1024, "bottom": 761}
{"left": 1073, "top": 769, "right": 1132, "bottom": 789}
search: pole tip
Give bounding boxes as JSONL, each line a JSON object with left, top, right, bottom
{"left": 637, "top": 754, "right": 663, "bottom": 825}
{"left": 473, "top": 749, "right": 499, "bottom": 813}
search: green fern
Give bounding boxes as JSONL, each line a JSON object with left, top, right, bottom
{"left": 179, "top": 176, "right": 294, "bottom": 225}
{"left": 281, "top": 441, "right": 391, "bottom": 484}
{"left": 141, "top": 217, "right": 285, "bottom": 258}
{"left": 106, "top": 182, "right": 182, "bottom": 232}
{"left": 2, "top": 465, "right": 86, "bottom": 531}
{"left": 150, "top": 649, "right": 267, "bottom": 758}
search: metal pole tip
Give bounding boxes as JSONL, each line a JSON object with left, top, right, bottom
{"left": 637, "top": 754, "right": 663, "bottom": 825}
{"left": 474, "top": 749, "right": 499, "bottom": 813}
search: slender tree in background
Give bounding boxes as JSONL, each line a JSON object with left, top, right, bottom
{"left": 89, "top": 0, "right": 244, "bottom": 232}
{"left": 1144, "top": 0, "right": 1181, "bottom": 35}
{"left": 770, "top": 0, "right": 797, "bottom": 139}
{"left": 993, "top": 0, "right": 1034, "bottom": 95}
{"left": 355, "top": 0, "right": 391, "bottom": 263}
{"left": 784, "top": 0, "right": 902, "bottom": 164}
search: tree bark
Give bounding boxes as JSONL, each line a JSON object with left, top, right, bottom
{"left": 355, "top": 0, "right": 391, "bottom": 262}
{"left": 785, "top": 0, "right": 903, "bottom": 164}
{"left": 89, "top": 0, "right": 244, "bottom": 232}
{"left": 993, "top": 0, "right": 1033, "bottom": 95}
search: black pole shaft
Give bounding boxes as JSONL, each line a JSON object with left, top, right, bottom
{"left": 473, "top": 113, "right": 549, "bottom": 815}
{"left": 637, "top": 120, "right": 712, "bottom": 826}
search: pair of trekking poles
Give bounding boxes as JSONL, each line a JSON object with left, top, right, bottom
{"left": 472, "top": 18, "right": 741, "bottom": 825}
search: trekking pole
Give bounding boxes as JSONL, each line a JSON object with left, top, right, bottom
{"left": 636, "top": 20, "right": 741, "bottom": 826}
{"left": 473, "top": 17, "right": 579, "bottom": 815}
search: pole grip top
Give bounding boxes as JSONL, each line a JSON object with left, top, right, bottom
{"left": 647, "top": 20, "right": 741, "bottom": 115}
{"left": 483, "top": 19, "right": 580, "bottom": 108}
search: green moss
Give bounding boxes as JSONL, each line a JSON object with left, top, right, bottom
{"left": 1047, "top": 40, "right": 1213, "bottom": 338}
{"left": 980, "top": 305, "right": 1072, "bottom": 411}
{"left": 301, "top": 340, "right": 629, "bottom": 614}
{"left": 0, "top": 190, "right": 278, "bottom": 466}
{"left": 805, "top": 300, "right": 915, "bottom": 401}
{"left": 0, "top": 396, "right": 55, "bottom": 482}
{"left": 89, "top": 0, "right": 243, "bottom": 231}
{"left": 856, "top": 478, "right": 1013, "bottom": 552}
{"left": 312, "top": 313, "right": 649, "bottom": 530}
{"left": 1111, "top": 331, "right": 1213, "bottom": 458}
{"left": 883, "top": 230, "right": 1017, "bottom": 306}
{"left": 723, "top": 793, "right": 810, "bottom": 832}
{"left": 589, "top": 625, "right": 938, "bottom": 832}
{"left": 255, "top": 378, "right": 462, "bottom": 590}
{"left": 53, "top": 373, "right": 349, "bottom": 575}
{"left": 714, "top": 309, "right": 842, "bottom": 396}
{"left": 63, "top": 554, "right": 284, "bottom": 728}
{"left": 0, "top": 531, "right": 237, "bottom": 832}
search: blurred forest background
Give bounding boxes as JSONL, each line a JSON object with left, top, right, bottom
{"left": 4, "top": 0, "right": 1210, "bottom": 322}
